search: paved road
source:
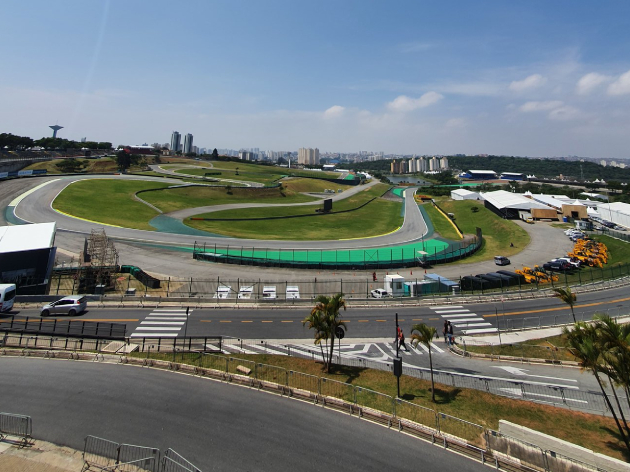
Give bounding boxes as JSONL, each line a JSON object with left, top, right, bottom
{"left": 1, "top": 175, "right": 575, "bottom": 282}
{"left": 0, "top": 358, "right": 487, "bottom": 472}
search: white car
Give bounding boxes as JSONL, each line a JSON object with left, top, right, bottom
{"left": 370, "top": 289, "right": 391, "bottom": 298}
{"left": 552, "top": 257, "right": 580, "bottom": 269}
{"left": 41, "top": 296, "right": 87, "bottom": 316}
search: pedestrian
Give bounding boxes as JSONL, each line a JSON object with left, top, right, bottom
{"left": 447, "top": 320, "right": 454, "bottom": 346}
{"left": 443, "top": 320, "right": 448, "bottom": 344}
{"left": 372, "top": 271, "right": 377, "bottom": 282}
{"left": 397, "top": 326, "right": 409, "bottom": 352}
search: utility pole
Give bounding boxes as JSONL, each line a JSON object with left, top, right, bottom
{"left": 394, "top": 312, "right": 402, "bottom": 398}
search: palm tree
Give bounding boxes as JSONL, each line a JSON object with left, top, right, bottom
{"left": 410, "top": 323, "right": 438, "bottom": 402}
{"left": 554, "top": 286, "right": 577, "bottom": 323}
{"left": 563, "top": 322, "right": 630, "bottom": 453}
{"left": 303, "top": 293, "right": 347, "bottom": 373}
{"left": 593, "top": 314, "right": 630, "bottom": 437}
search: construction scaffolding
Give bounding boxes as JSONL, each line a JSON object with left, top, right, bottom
{"left": 77, "top": 229, "right": 120, "bottom": 294}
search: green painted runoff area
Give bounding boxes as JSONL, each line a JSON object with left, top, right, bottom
{"left": 200, "top": 238, "right": 449, "bottom": 264}
{"left": 392, "top": 188, "right": 405, "bottom": 198}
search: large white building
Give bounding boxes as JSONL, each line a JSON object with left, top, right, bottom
{"left": 298, "top": 147, "right": 319, "bottom": 165}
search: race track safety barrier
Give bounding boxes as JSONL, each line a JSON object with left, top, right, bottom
{"left": 0, "top": 412, "right": 33, "bottom": 446}
{"left": 82, "top": 436, "right": 198, "bottom": 472}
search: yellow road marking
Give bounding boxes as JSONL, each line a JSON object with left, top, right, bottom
{"left": 358, "top": 320, "right": 369, "bottom": 322}
{"left": 261, "top": 321, "right": 273, "bottom": 323}
{"left": 241, "top": 321, "right": 253, "bottom": 323}
{"left": 376, "top": 319, "right": 387, "bottom": 322}
{"left": 200, "top": 320, "right": 212, "bottom": 323}
{"left": 429, "top": 317, "right": 439, "bottom": 320}
{"left": 220, "top": 320, "right": 231, "bottom": 323}
{"left": 484, "top": 296, "right": 630, "bottom": 318}
{"left": 281, "top": 321, "right": 293, "bottom": 323}
{"left": 412, "top": 318, "right": 423, "bottom": 321}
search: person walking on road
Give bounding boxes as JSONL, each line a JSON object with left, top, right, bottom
{"left": 447, "top": 321, "right": 454, "bottom": 346}
{"left": 443, "top": 320, "right": 448, "bottom": 344}
{"left": 397, "top": 326, "right": 409, "bottom": 352}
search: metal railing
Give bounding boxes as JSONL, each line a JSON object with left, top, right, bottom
{"left": 124, "top": 352, "right": 613, "bottom": 472}
{"left": 82, "top": 436, "right": 199, "bottom": 472}
{"left": 0, "top": 412, "right": 33, "bottom": 446}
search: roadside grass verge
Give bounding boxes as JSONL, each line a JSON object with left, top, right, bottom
{"left": 174, "top": 167, "right": 282, "bottom": 185}
{"left": 423, "top": 203, "right": 460, "bottom": 240}
{"left": 430, "top": 199, "right": 530, "bottom": 262}
{"left": 464, "top": 335, "right": 578, "bottom": 362}
{"left": 132, "top": 350, "right": 628, "bottom": 461}
{"left": 590, "top": 234, "right": 630, "bottom": 265}
{"left": 25, "top": 157, "right": 120, "bottom": 174}
{"left": 141, "top": 184, "right": 318, "bottom": 213}
{"left": 52, "top": 179, "right": 167, "bottom": 230}
{"left": 281, "top": 177, "right": 353, "bottom": 193}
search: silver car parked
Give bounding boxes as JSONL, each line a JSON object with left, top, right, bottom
{"left": 41, "top": 296, "right": 87, "bottom": 316}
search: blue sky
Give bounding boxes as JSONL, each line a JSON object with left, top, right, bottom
{"left": 1, "top": 0, "right": 630, "bottom": 158}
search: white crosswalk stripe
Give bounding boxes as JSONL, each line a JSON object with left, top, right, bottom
{"left": 430, "top": 305, "right": 497, "bottom": 334}
{"left": 129, "top": 309, "right": 192, "bottom": 338}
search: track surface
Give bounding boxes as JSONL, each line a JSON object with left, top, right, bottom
{"left": 0, "top": 358, "right": 487, "bottom": 472}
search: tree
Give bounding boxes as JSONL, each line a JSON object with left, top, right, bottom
{"left": 593, "top": 314, "right": 630, "bottom": 436}
{"left": 553, "top": 286, "right": 576, "bottom": 323}
{"left": 410, "top": 323, "right": 438, "bottom": 402}
{"left": 212, "top": 148, "right": 219, "bottom": 159}
{"left": 225, "top": 184, "right": 232, "bottom": 195}
{"left": 563, "top": 322, "right": 630, "bottom": 453}
{"left": 115, "top": 150, "right": 131, "bottom": 172}
{"left": 302, "top": 293, "right": 346, "bottom": 373}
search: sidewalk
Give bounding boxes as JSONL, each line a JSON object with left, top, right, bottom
{"left": 0, "top": 438, "right": 84, "bottom": 472}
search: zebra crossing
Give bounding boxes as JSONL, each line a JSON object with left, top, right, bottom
{"left": 431, "top": 305, "right": 497, "bottom": 335}
{"left": 129, "top": 309, "right": 191, "bottom": 338}
{"left": 222, "top": 340, "right": 446, "bottom": 364}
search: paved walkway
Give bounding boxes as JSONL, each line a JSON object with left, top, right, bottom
{"left": 0, "top": 438, "right": 83, "bottom": 472}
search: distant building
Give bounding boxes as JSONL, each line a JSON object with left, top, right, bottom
{"left": 170, "top": 131, "right": 181, "bottom": 155}
{"left": 183, "top": 133, "right": 194, "bottom": 154}
{"left": 499, "top": 172, "right": 526, "bottom": 181}
{"left": 298, "top": 147, "right": 319, "bottom": 165}
{"left": 441, "top": 157, "right": 449, "bottom": 170}
{"left": 459, "top": 170, "right": 498, "bottom": 180}
{"left": 239, "top": 151, "right": 256, "bottom": 161}
{"left": 451, "top": 189, "right": 483, "bottom": 201}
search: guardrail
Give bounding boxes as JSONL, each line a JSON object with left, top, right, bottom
{"left": 0, "top": 412, "right": 33, "bottom": 447}
{"left": 83, "top": 436, "right": 200, "bottom": 472}
{"left": 0, "top": 347, "right": 619, "bottom": 471}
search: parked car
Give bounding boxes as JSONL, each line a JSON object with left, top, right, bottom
{"left": 41, "top": 296, "right": 87, "bottom": 316}
{"left": 494, "top": 256, "right": 511, "bottom": 266}
{"left": 370, "top": 288, "right": 391, "bottom": 298}
{"left": 543, "top": 261, "right": 571, "bottom": 272}
{"left": 552, "top": 257, "right": 580, "bottom": 269}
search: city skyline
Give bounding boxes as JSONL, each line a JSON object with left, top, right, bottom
{"left": 1, "top": 1, "right": 630, "bottom": 159}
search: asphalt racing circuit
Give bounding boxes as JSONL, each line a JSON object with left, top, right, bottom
{"left": 2, "top": 173, "right": 629, "bottom": 468}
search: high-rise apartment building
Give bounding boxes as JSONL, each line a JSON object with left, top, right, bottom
{"left": 170, "top": 131, "right": 181, "bottom": 154}
{"left": 441, "top": 157, "right": 449, "bottom": 170}
{"left": 298, "top": 147, "right": 320, "bottom": 165}
{"left": 183, "top": 133, "right": 194, "bottom": 154}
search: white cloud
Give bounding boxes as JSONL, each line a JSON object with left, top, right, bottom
{"left": 576, "top": 72, "right": 609, "bottom": 95}
{"left": 548, "top": 105, "right": 582, "bottom": 121}
{"left": 509, "top": 74, "right": 546, "bottom": 92}
{"left": 323, "top": 105, "right": 345, "bottom": 119}
{"left": 607, "top": 69, "right": 630, "bottom": 96}
{"left": 386, "top": 91, "right": 443, "bottom": 112}
{"left": 519, "top": 100, "right": 563, "bottom": 112}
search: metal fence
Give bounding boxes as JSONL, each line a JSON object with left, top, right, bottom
{"left": 82, "top": 436, "right": 200, "bottom": 472}
{"left": 129, "top": 352, "right": 614, "bottom": 472}
{"left": 40, "top": 262, "right": 630, "bottom": 304}
{"left": 0, "top": 412, "right": 32, "bottom": 446}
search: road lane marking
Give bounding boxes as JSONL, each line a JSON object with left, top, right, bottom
{"left": 376, "top": 320, "right": 387, "bottom": 322}
{"left": 135, "top": 327, "right": 183, "bottom": 331}
{"left": 140, "top": 321, "right": 185, "bottom": 325}
{"left": 358, "top": 320, "right": 370, "bottom": 322}
{"left": 488, "top": 296, "right": 630, "bottom": 318}
{"left": 241, "top": 321, "right": 253, "bottom": 323}
{"left": 433, "top": 305, "right": 464, "bottom": 309}
{"left": 281, "top": 321, "right": 293, "bottom": 323}
{"left": 261, "top": 321, "right": 273, "bottom": 323}
{"left": 493, "top": 366, "right": 578, "bottom": 383}
{"left": 435, "top": 309, "right": 470, "bottom": 314}
{"left": 130, "top": 333, "right": 178, "bottom": 337}
{"left": 220, "top": 321, "right": 231, "bottom": 323}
